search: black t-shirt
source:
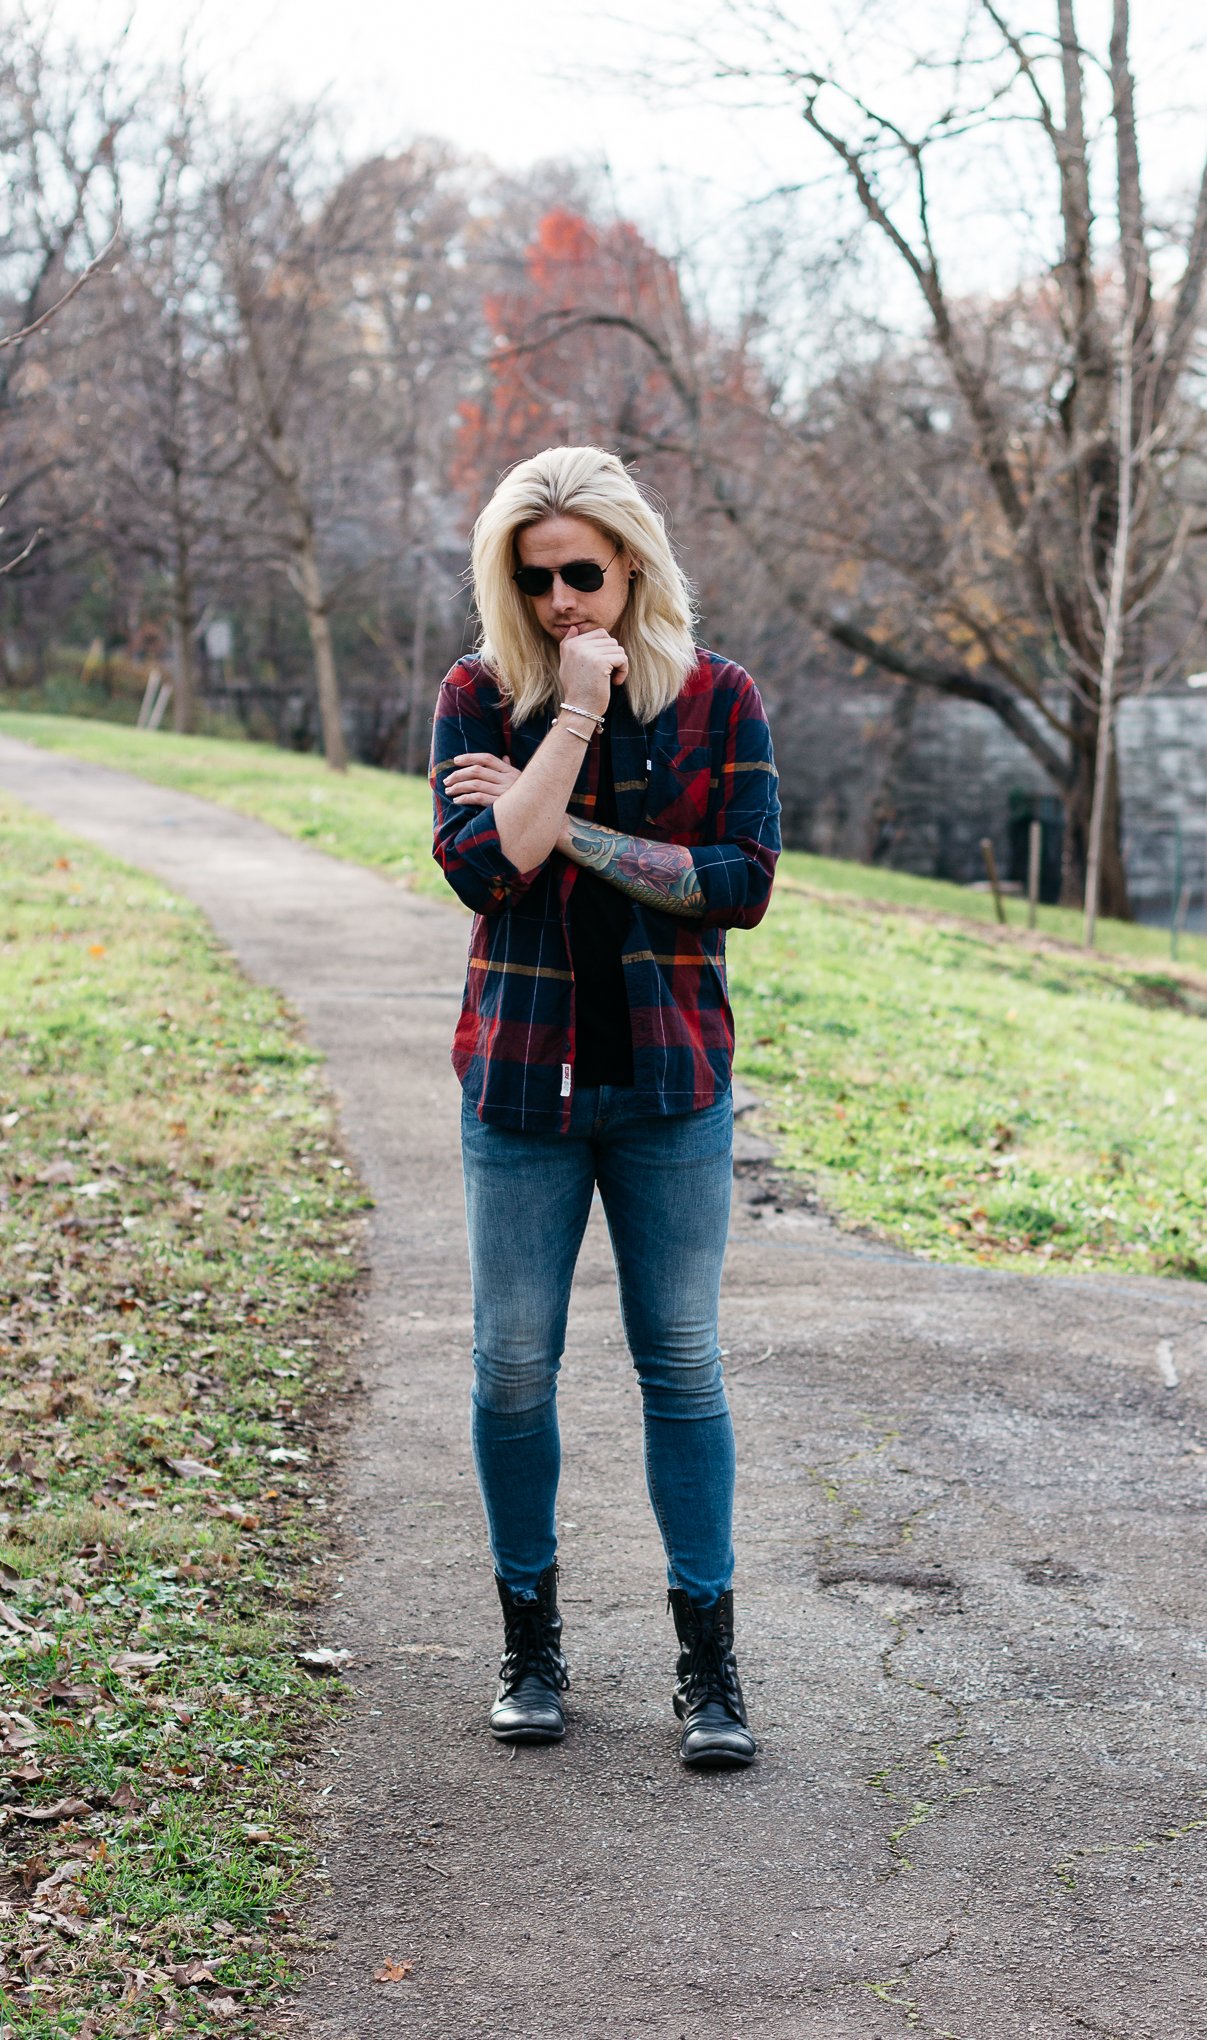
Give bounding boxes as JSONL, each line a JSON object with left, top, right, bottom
{"left": 568, "top": 706, "right": 635, "bottom": 1087}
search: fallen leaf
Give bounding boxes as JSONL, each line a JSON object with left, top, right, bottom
{"left": 293, "top": 1647, "right": 352, "bottom": 1673}
{"left": 168, "top": 1959, "right": 219, "bottom": 1987}
{"left": 209, "top": 1997, "right": 241, "bottom": 2021}
{"left": 0, "top": 1710, "right": 40, "bottom": 1753}
{"left": 110, "top": 1652, "right": 167, "bottom": 1676}
{"left": 373, "top": 1959, "right": 415, "bottom": 1983}
{"left": 36, "top": 1681, "right": 100, "bottom": 1706}
{"left": 39, "top": 1160, "right": 76, "bottom": 1185}
{"left": 29, "top": 1906, "right": 86, "bottom": 1938}
{"left": 12, "top": 1797, "right": 94, "bottom": 1824}
{"left": 164, "top": 1456, "right": 223, "bottom": 1480}
{"left": 32, "top": 1860, "right": 86, "bottom": 1902}
{"left": 17, "top": 1851, "right": 51, "bottom": 1890}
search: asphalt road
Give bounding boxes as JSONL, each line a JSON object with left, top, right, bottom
{"left": 4, "top": 733, "right": 1206, "bottom": 2040}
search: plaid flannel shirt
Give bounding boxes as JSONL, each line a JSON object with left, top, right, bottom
{"left": 430, "top": 649, "right": 781, "bottom": 1131}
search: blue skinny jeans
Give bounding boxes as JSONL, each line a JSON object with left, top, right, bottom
{"left": 461, "top": 1086, "right": 735, "bottom": 1606}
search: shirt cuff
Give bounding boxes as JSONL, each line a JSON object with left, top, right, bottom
{"left": 455, "top": 805, "right": 544, "bottom": 900}
{"left": 690, "top": 842, "right": 750, "bottom": 916}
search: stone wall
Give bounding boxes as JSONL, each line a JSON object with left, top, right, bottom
{"left": 1117, "top": 689, "right": 1207, "bottom": 914}
{"left": 767, "top": 672, "right": 1207, "bottom": 914}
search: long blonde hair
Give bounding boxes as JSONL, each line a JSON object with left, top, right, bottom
{"left": 470, "top": 445, "right": 697, "bottom": 724}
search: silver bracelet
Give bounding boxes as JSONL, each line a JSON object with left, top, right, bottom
{"left": 560, "top": 702, "right": 605, "bottom": 730}
{"left": 555, "top": 714, "right": 591, "bottom": 745}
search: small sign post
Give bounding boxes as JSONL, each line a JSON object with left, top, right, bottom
{"left": 1027, "top": 819, "right": 1042, "bottom": 931}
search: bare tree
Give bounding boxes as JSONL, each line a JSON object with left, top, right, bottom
{"left": 209, "top": 118, "right": 375, "bottom": 771}
{"left": 63, "top": 78, "right": 237, "bottom": 728}
{"left": 0, "top": 12, "right": 134, "bottom": 587}
{"left": 630, "top": 0, "right": 1207, "bottom": 916}
{"left": 325, "top": 145, "right": 480, "bottom": 771}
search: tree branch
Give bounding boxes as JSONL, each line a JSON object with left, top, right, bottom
{"left": 0, "top": 224, "right": 122, "bottom": 353}
{"left": 817, "top": 611, "right": 1074, "bottom": 787}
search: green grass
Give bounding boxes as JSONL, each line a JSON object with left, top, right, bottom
{"left": 3, "top": 712, "right": 1204, "bottom": 1279}
{"left": 730, "top": 899, "right": 1206, "bottom": 1276}
{"left": 777, "top": 851, "right": 1207, "bottom": 970}
{"left": 0, "top": 797, "right": 368, "bottom": 2035}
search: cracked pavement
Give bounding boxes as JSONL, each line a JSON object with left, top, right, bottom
{"left": 4, "top": 733, "right": 1207, "bottom": 2039}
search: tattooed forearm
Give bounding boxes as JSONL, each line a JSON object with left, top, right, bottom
{"left": 560, "top": 819, "right": 706, "bottom": 918}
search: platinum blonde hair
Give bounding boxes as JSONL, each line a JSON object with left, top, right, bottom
{"left": 470, "top": 445, "right": 697, "bottom": 725}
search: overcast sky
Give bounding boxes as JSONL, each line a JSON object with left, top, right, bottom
{"left": 59, "top": 3, "right": 1200, "bottom": 178}
{"left": 79, "top": 0, "right": 779, "bottom": 199}
{"left": 41, "top": 0, "right": 1207, "bottom": 300}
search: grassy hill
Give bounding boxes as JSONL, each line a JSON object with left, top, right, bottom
{"left": 4, "top": 710, "right": 1204, "bottom": 1280}
{"left": 0, "top": 792, "right": 366, "bottom": 2032}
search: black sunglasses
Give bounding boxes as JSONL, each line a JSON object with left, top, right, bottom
{"left": 512, "top": 544, "right": 620, "bottom": 598}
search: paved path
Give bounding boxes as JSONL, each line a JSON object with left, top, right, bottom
{"left": 4, "top": 732, "right": 1207, "bottom": 2039}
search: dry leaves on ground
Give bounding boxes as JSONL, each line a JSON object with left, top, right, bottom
{"left": 373, "top": 1958, "right": 415, "bottom": 1982}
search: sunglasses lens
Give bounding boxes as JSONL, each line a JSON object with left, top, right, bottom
{"left": 561, "top": 561, "right": 606, "bottom": 592}
{"left": 513, "top": 559, "right": 609, "bottom": 596}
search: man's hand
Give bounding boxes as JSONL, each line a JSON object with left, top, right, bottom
{"left": 559, "top": 624, "right": 627, "bottom": 717}
{"left": 447, "top": 632, "right": 625, "bottom": 871}
{"left": 445, "top": 753, "right": 522, "bottom": 808}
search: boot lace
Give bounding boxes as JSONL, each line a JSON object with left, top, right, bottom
{"left": 677, "top": 1607, "right": 744, "bottom": 1720}
{"left": 500, "top": 1599, "right": 568, "bottom": 1696}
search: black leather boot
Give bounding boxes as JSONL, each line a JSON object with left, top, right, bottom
{"left": 668, "top": 1588, "right": 756, "bottom": 1768}
{"left": 489, "top": 1562, "right": 569, "bottom": 1743}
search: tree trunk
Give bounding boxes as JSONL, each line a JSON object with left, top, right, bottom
{"left": 296, "top": 527, "right": 347, "bottom": 772}
{"left": 403, "top": 553, "right": 430, "bottom": 778}
{"left": 865, "top": 683, "right": 919, "bottom": 863}
{"left": 1062, "top": 725, "right": 1130, "bottom": 918}
{"left": 171, "top": 542, "right": 198, "bottom": 736}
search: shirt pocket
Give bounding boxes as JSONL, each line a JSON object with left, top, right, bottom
{"left": 644, "top": 739, "right": 714, "bottom": 837}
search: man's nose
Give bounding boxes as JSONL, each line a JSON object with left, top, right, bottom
{"left": 549, "top": 575, "right": 575, "bottom": 610}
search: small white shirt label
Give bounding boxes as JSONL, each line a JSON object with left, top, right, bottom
{"left": 561, "top": 1063, "right": 572, "bottom": 1098}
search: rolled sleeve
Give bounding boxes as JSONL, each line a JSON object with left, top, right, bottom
{"left": 691, "top": 677, "right": 781, "bottom": 929}
{"left": 430, "top": 665, "right": 545, "bottom": 915}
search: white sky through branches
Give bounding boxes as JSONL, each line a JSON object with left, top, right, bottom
{"left": 35, "top": 0, "right": 1207, "bottom": 309}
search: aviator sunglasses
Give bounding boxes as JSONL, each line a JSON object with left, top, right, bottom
{"left": 512, "top": 543, "right": 621, "bottom": 598}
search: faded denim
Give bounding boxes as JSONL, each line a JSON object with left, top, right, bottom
{"left": 461, "top": 1086, "right": 735, "bottom": 1604}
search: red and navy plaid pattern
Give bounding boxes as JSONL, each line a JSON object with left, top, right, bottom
{"left": 430, "top": 650, "right": 780, "bottom": 1131}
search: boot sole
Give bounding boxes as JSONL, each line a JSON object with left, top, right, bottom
{"left": 680, "top": 1744, "right": 757, "bottom": 1769}
{"left": 489, "top": 1722, "right": 566, "bottom": 1743}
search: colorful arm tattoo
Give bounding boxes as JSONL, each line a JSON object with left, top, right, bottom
{"left": 560, "top": 819, "right": 706, "bottom": 918}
